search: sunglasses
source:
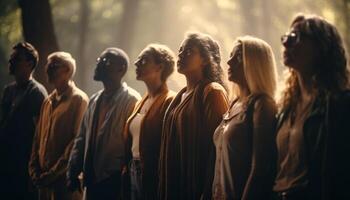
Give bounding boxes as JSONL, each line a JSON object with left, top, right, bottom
{"left": 179, "top": 47, "right": 198, "bottom": 57}
{"left": 96, "top": 57, "right": 112, "bottom": 66}
{"left": 281, "top": 31, "right": 301, "bottom": 46}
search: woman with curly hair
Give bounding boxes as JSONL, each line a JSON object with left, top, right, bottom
{"left": 158, "top": 32, "right": 229, "bottom": 200}
{"left": 211, "top": 36, "right": 278, "bottom": 200}
{"left": 124, "top": 44, "right": 176, "bottom": 200}
{"left": 273, "top": 13, "right": 350, "bottom": 200}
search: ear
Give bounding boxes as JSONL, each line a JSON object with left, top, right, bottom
{"left": 25, "top": 60, "right": 35, "bottom": 71}
{"left": 201, "top": 58, "right": 209, "bottom": 68}
{"left": 155, "top": 63, "right": 162, "bottom": 72}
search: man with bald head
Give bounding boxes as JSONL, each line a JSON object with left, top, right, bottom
{"left": 67, "top": 48, "right": 141, "bottom": 199}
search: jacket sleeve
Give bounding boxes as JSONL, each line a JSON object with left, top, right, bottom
{"left": 328, "top": 91, "right": 350, "bottom": 199}
{"left": 28, "top": 102, "right": 45, "bottom": 182}
{"left": 241, "top": 97, "right": 277, "bottom": 200}
{"left": 202, "top": 84, "right": 229, "bottom": 199}
{"left": 66, "top": 99, "right": 90, "bottom": 183}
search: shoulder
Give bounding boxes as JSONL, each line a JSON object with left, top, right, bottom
{"left": 252, "top": 94, "right": 277, "bottom": 118}
{"left": 88, "top": 90, "right": 103, "bottom": 106}
{"left": 2, "top": 82, "right": 15, "bottom": 98}
{"left": 204, "top": 82, "right": 226, "bottom": 94}
{"left": 124, "top": 83, "right": 142, "bottom": 101}
{"left": 203, "top": 82, "right": 228, "bottom": 101}
{"left": 31, "top": 79, "right": 48, "bottom": 97}
{"left": 71, "top": 86, "right": 89, "bottom": 104}
{"left": 3, "top": 82, "right": 16, "bottom": 92}
{"left": 165, "top": 90, "right": 176, "bottom": 101}
{"left": 253, "top": 94, "right": 277, "bottom": 111}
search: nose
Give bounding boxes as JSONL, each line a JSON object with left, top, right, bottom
{"left": 178, "top": 50, "right": 185, "bottom": 59}
{"left": 281, "top": 35, "right": 292, "bottom": 48}
{"left": 227, "top": 57, "right": 234, "bottom": 66}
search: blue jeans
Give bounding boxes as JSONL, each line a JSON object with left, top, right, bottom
{"left": 130, "top": 159, "right": 142, "bottom": 200}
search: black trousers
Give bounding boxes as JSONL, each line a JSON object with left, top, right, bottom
{"left": 86, "top": 171, "right": 122, "bottom": 200}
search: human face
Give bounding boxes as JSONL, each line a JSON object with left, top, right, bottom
{"left": 177, "top": 39, "right": 205, "bottom": 76}
{"left": 8, "top": 49, "right": 32, "bottom": 77}
{"left": 94, "top": 52, "right": 124, "bottom": 82}
{"left": 46, "top": 60, "right": 70, "bottom": 87}
{"left": 227, "top": 43, "right": 245, "bottom": 85}
{"left": 281, "top": 22, "right": 317, "bottom": 74}
{"left": 134, "top": 50, "right": 161, "bottom": 83}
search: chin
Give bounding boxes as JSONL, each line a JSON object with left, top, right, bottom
{"left": 93, "top": 74, "right": 101, "bottom": 81}
{"left": 283, "top": 59, "right": 294, "bottom": 68}
{"left": 177, "top": 66, "right": 185, "bottom": 74}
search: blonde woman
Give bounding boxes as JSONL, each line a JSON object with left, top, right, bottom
{"left": 211, "top": 36, "right": 278, "bottom": 200}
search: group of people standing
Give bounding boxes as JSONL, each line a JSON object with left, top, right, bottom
{"left": 1, "top": 13, "right": 350, "bottom": 200}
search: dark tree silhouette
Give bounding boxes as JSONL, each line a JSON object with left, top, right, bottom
{"left": 77, "top": 0, "right": 90, "bottom": 89}
{"left": 18, "top": 0, "right": 59, "bottom": 91}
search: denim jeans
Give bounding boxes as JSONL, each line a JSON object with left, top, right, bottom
{"left": 130, "top": 159, "right": 142, "bottom": 200}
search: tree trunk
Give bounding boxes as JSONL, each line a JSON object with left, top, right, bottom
{"left": 77, "top": 0, "right": 90, "bottom": 90}
{"left": 238, "top": 0, "right": 258, "bottom": 35}
{"left": 18, "top": 0, "right": 59, "bottom": 92}
{"left": 260, "top": 0, "right": 272, "bottom": 42}
{"left": 342, "top": 0, "right": 350, "bottom": 53}
{"left": 117, "top": 0, "right": 140, "bottom": 54}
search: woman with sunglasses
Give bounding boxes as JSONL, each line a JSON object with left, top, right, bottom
{"left": 158, "top": 32, "right": 229, "bottom": 200}
{"left": 123, "top": 44, "right": 176, "bottom": 200}
{"left": 273, "top": 14, "right": 350, "bottom": 200}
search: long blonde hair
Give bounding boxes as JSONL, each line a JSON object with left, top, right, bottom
{"left": 232, "top": 36, "right": 278, "bottom": 100}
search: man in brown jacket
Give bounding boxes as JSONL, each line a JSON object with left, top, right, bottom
{"left": 29, "top": 52, "right": 88, "bottom": 200}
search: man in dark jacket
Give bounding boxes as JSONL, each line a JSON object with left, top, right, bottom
{"left": 0, "top": 42, "right": 48, "bottom": 199}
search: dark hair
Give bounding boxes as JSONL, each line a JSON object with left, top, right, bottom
{"left": 184, "top": 32, "right": 228, "bottom": 91}
{"left": 12, "top": 42, "right": 39, "bottom": 70}
{"left": 281, "top": 13, "right": 349, "bottom": 109}
{"left": 145, "top": 44, "right": 175, "bottom": 81}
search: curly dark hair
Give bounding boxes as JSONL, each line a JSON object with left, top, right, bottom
{"left": 280, "top": 13, "right": 349, "bottom": 109}
{"left": 184, "top": 32, "right": 228, "bottom": 92}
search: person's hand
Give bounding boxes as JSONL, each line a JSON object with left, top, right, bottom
{"left": 121, "top": 165, "right": 128, "bottom": 175}
{"left": 32, "top": 172, "right": 42, "bottom": 187}
{"left": 67, "top": 177, "right": 81, "bottom": 192}
{"left": 34, "top": 171, "right": 56, "bottom": 188}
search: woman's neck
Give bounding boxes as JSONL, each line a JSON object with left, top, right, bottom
{"left": 145, "top": 78, "right": 164, "bottom": 98}
{"left": 297, "top": 72, "right": 315, "bottom": 102}
{"left": 185, "top": 71, "right": 203, "bottom": 91}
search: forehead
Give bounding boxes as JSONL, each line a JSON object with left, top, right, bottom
{"left": 100, "top": 52, "right": 121, "bottom": 62}
{"left": 180, "top": 38, "right": 200, "bottom": 49}
{"left": 290, "top": 20, "right": 307, "bottom": 32}
{"left": 139, "top": 48, "right": 153, "bottom": 57}
{"left": 10, "top": 49, "right": 27, "bottom": 60}
{"left": 231, "top": 42, "right": 242, "bottom": 54}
